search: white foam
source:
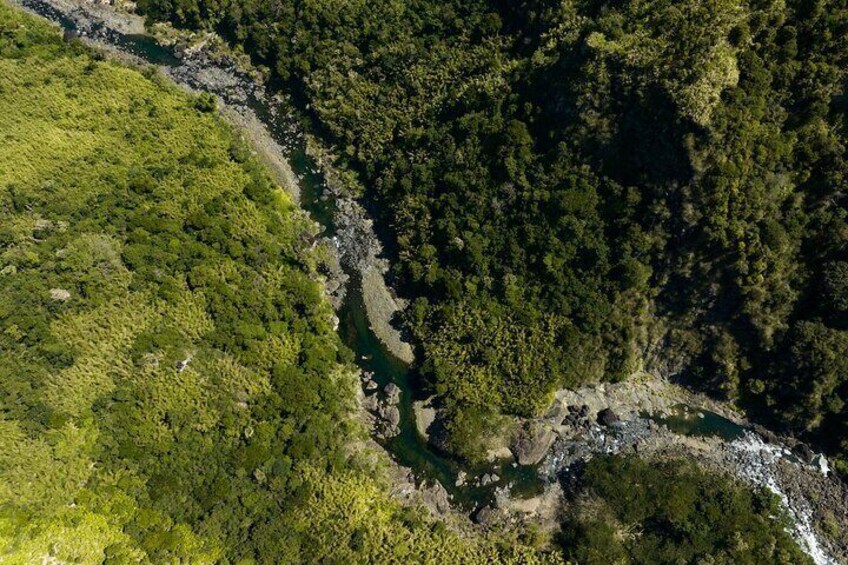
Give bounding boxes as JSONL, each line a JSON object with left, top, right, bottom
{"left": 729, "top": 433, "right": 833, "bottom": 565}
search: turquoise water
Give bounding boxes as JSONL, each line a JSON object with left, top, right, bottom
{"left": 649, "top": 404, "right": 746, "bottom": 441}
{"left": 338, "top": 275, "right": 543, "bottom": 507}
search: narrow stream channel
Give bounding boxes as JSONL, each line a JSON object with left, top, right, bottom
{"left": 14, "top": 5, "right": 842, "bottom": 560}
{"left": 17, "top": 0, "right": 542, "bottom": 508}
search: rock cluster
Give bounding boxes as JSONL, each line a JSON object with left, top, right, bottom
{"left": 561, "top": 404, "right": 590, "bottom": 427}
{"left": 479, "top": 473, "right": 500, "bottom": 486}
{"left": 363, "top": 382, "right": 402, "bottom": 439}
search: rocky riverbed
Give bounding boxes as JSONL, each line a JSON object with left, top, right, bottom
{"left": 468, "top": 374, "right": 848, "bottom": 564}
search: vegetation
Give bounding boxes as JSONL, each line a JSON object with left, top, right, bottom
{"left": 560, "top": 456, "right": 811, "bottom": 564}
{"left": 136, "top": 0, "right": 848, "bottom": 468}
{"left": 0, "top": 7, "right": 557, "bottom": 562}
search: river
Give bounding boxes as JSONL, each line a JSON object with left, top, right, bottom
{"left": 12, "top": 1, "right": 845, "bottom": 561}
{"left": 15, "top": 0, "right": 543, "bottom": 508}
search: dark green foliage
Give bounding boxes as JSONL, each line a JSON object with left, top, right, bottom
{"left": 135, "top": 0, "right": 848, "bottom": 467}
{"left": 561, "top": 456, "right": 812, "bottom": 564}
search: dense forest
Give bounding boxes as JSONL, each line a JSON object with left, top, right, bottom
{"left": 0, "top": 4, "right": 821, "bottom": 563}
{"left": 136, "top": 0, "right": 848, "bottom": 468}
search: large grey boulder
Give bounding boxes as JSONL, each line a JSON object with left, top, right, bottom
{"left": 421, "top": 481, "right": 451, "bottom": 514}
{"left": 385, "top": 406, "right": 401, "bottom": 429}
{"left": 512, "top": 424, "right": 556, "bottom": 466}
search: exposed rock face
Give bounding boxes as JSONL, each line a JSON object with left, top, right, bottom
{"left": 362, "top": 385, "right": 403, "bottom": 439}
{"left": 362, "top": 393, "right": 380, "bottom": 413}
{"left": 512, "top": 424, "right": 556, "bottom": 466}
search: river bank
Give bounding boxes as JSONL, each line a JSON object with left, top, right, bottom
{"left": 13, "top": 1, "right": 846, "bottom": 561}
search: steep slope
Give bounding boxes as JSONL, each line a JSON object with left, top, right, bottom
{"left": 0, "top": 6, "right": 556, "bottom": 562}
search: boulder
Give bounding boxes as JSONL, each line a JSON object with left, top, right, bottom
{"left": 812, "top": 453, "right": 830, "bottom": 476}
{"left": 455, "top": 470, "right": 467, "bottom": 487}
{"left": 384, "top": 383, "right": 401, "bottom": 405}
{"left": 385, "top": 406, "right": 401, "bottom": 428}
{"left": 474, "top": 505, "right": 498, "bottom": 525}
{"left": 597, "top": 408, "right": 619, "bottom": 427}
{"left": 512, "top": 425, "right": 556, "bottom": 466}
{"left": 793, "top": 443, "right": 815, "bottom": 463}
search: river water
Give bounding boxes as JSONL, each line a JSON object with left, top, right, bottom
{"left": 14, "top": 2, "right": 841, "bottom": 560}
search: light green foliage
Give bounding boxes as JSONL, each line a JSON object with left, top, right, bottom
{"left": 0, "top": 6, "right": 557, "bottom": 562}
{"left": 580, "top": 0, "right": 745, "bottom": 126}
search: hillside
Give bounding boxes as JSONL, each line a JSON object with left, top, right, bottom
{"left": 0, "top": 6, "right": 556, "bottom": 561}
{"left": 136, "top": 0, "right": 848, "bottom": 469}
{"left": 0, "top": 1, "right": 840, "bottom": 563}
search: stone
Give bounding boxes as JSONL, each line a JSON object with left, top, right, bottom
{"left": 50, "top": 288, "right": 71, "bottom": 301}
{"left": 512, "top": 424, "right": 556, "bottom": 465}
{"left": 365, "top": 379, "right": 379, "bottom": 390}
{"left": 455, "top": 470, "right": 467, "bottom": 487}
{"left": 384, "top": 382, "right": 401, "bottom": 405}
{"left": 597, "top": 408, "right": 619, "bottom": 427}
